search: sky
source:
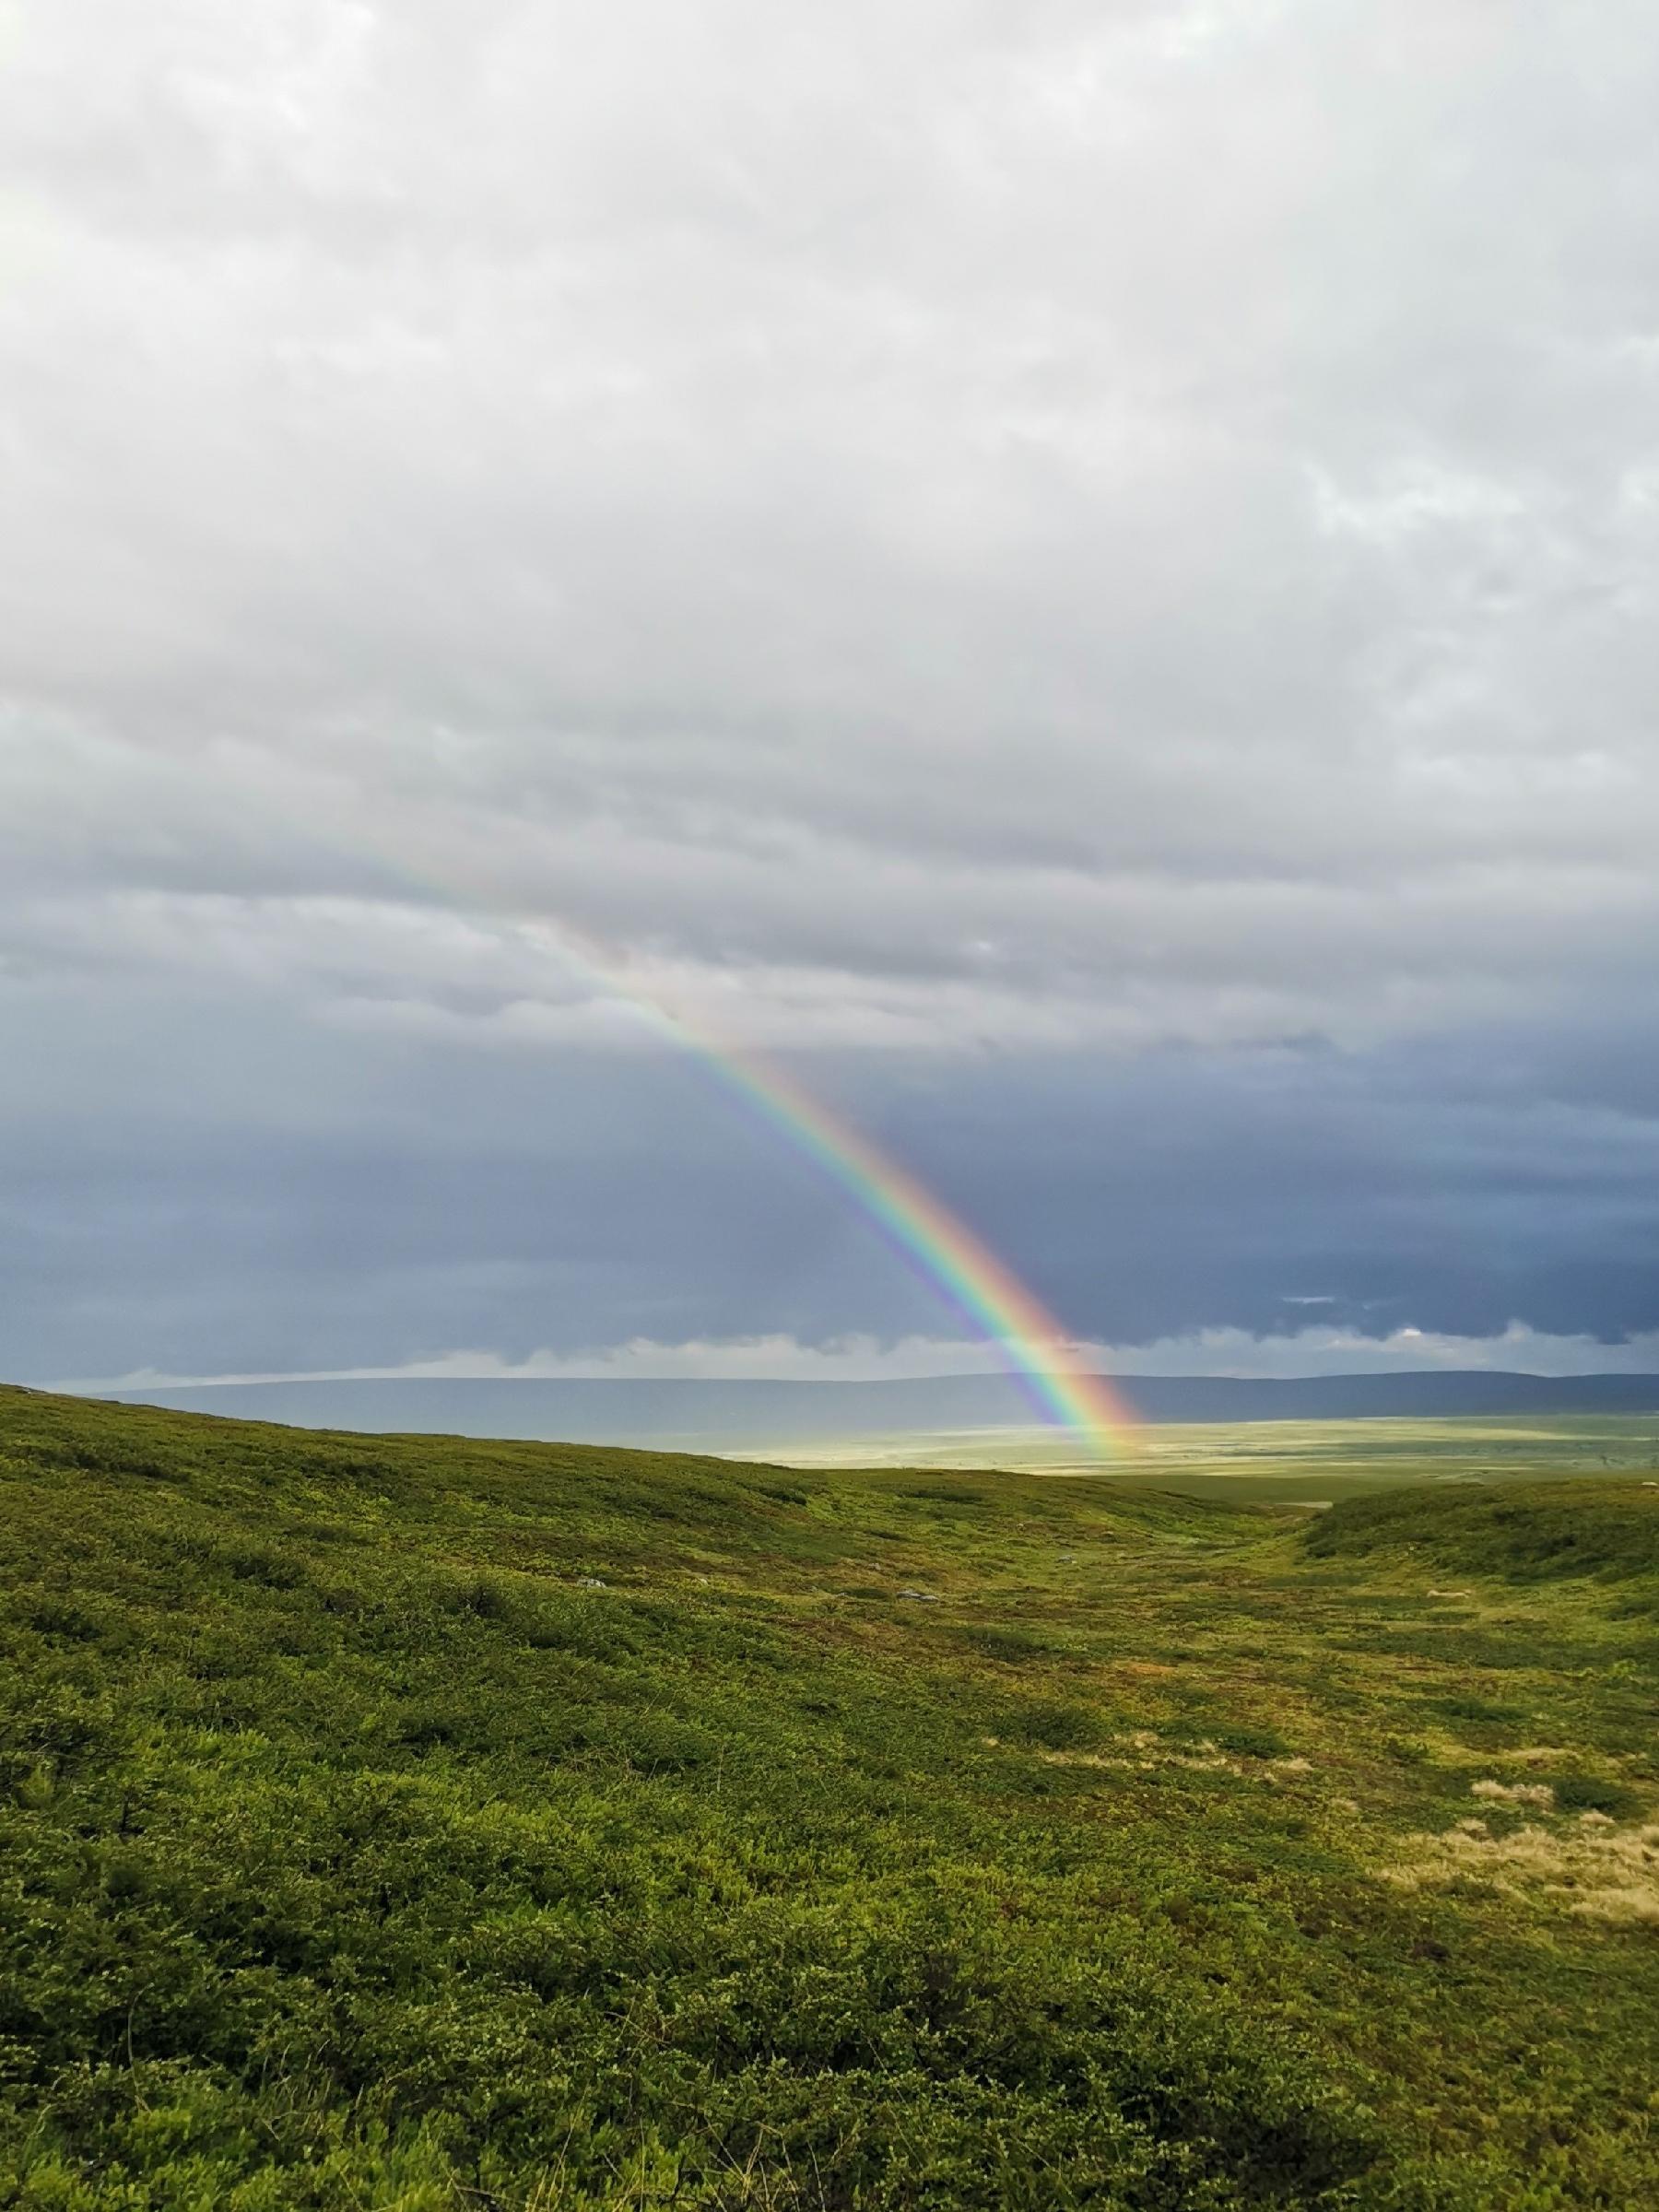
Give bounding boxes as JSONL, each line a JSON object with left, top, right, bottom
{"left": 5, "top": 1, "right": 1659, "bottom": 1390}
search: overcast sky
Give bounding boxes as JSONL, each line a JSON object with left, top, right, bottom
{"left": 6, "top": 1, "right": 1659, "bottom": 1387}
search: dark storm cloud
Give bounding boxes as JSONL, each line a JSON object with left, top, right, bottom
{"left": 8, "top": 973, "right": 1659, "bottom": 1383}
{"left": 3, "top": 3, "right": 1659, "bottom": 1378}
{"left": 874, "top": 1026, "right": 1659, "bottom": 1346}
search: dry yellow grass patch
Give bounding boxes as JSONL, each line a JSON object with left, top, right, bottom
{"left": 1471, "top": 1777, "right": 1554, "bottom": 1808}
{"left": 1387, "top": 1809, "right": 1659, "bottom": 1925}
{"left": 1036, "top": 1736, "right": 1319, "bottom": 1786}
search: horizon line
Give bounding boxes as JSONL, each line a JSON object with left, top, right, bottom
{"left": 37, "top": 1363, "right": 1659, "bottom": 1395}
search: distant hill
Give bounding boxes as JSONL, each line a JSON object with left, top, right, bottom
{"left": 83, "top": 1367, "right": 1659, "bottom": 1447}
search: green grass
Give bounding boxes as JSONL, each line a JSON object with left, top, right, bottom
{"left": 789, "top": 1414, "right": 1659, "bottom": 1503}
{"left": 0, "top": 1386, "right": 1655, "bottom": 2209}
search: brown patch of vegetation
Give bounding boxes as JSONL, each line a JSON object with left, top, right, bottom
{"left": 1387, "top": 1816, "right": 1659, "bottom": 1925}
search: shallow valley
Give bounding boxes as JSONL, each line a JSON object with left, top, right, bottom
{"left": 1, "top": 1387, "right": 1654, "bottom": 2208}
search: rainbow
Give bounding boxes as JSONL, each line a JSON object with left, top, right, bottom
{"left": 312, "top": 829, "right": 1136, "bottom": 1462}
{"left": 622, "top": 994, "right": 1136, "bottom": 1458}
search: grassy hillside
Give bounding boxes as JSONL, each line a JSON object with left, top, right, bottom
{"left": 0, "top": 1388, "right": 1654, "bottom": 2210}
{"left": 1303, "top": 1478, "right": 1659, "bottom": 1583}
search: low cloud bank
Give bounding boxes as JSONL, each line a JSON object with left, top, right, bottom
{"left": 56, "top": 1321, "right": 1659, "bottom": 1396}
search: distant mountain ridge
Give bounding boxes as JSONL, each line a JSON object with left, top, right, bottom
{"left": 84, "top": 1368, "right": 1659, "bottom": 1447}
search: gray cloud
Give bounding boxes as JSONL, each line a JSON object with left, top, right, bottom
{"left": 4, "top": 2, "right": 1659, "bottom": 1378}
